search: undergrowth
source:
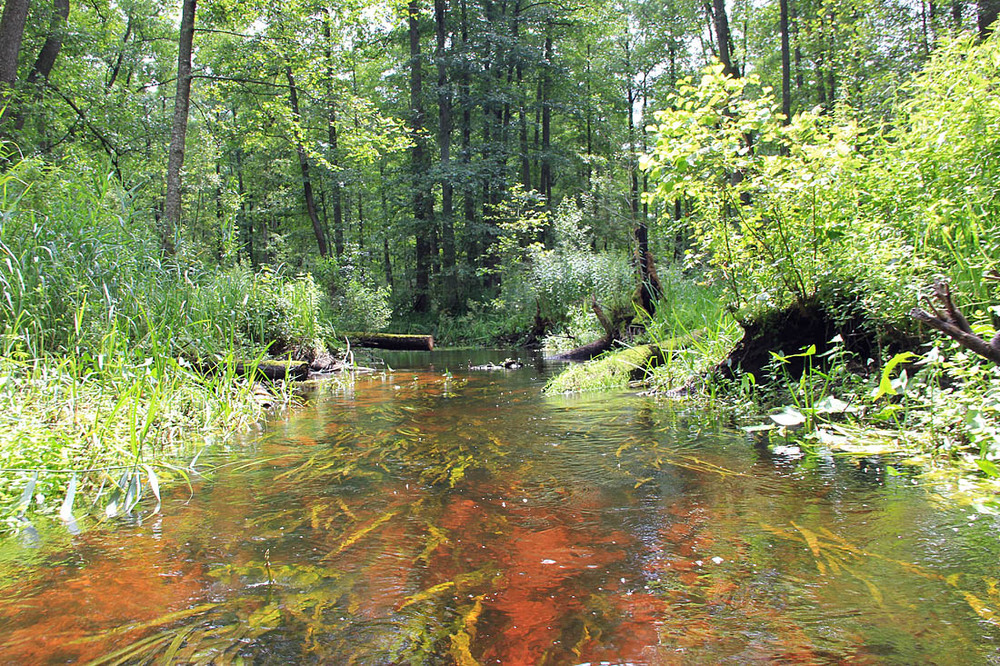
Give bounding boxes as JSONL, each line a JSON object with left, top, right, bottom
{"left": 0, "top": 155, "right": 327, "bottom": 533}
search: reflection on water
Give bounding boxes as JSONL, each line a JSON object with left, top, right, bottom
{"left": 1, "top": 349, "right": 999, "bottom": 664}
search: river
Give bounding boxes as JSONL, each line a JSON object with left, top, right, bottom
{"left": 1, "top": 349, "right": 998, "bottom": 664}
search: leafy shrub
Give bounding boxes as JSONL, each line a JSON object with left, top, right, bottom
{"left": 490, "top": 194, "right": 635, "bottom": 341}
{"left": 313, "top": 254, "right": 392, "bottom": 333}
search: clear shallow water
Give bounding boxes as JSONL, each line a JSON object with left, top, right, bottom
{"left": 1, "top": 349, "right": 999, "bottom": 664}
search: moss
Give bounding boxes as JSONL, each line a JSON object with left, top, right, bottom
{"left": 544, "top": 344, "right": 671, "bottom": 394}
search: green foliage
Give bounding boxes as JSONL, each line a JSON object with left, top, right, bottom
{"left": 642, "top": 63, "right": 917, "bottom": 321}
{"left": 875, "top": 33, "right": 1000, "bottom": 304}
{"left": 0, "top": 156, "right": 326, "bottom": 531}
{"left": 314, "top": 255, "right": 393, "bottom": 333}
{"left": 545, "top": 275, "right": 739, "bottom": 394}
{"left": 488, "top": 193, "right": 635, "bottom": 342}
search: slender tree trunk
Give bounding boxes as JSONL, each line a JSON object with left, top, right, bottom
{"left": 379, "top": 159, "right": 393, "bottom": 289}
{"left": 584, "top": 43, "right": 593, "bottom": 192}
{"left": 780, "top": 0, "right": 791, "bottom": 122}
{"left": 791, "top": 1, "right": 804, "bottom": 90}
{"left": 26, "top": 0, "right": 69, "bottom": 86}
{"left": 459, "top": 0, "right": 477, "bottom": 271}
{"left": 234, "top": 141, "right": 253, "bottom": 265}
{"left": 711, "top": 0, "right": 738, "bottom": 77}
{"left": 163, "top": 0, "right": 197, "bottom": 255}
{"left": 356, "top": 191, "right": 365, "bottom": 249}
{"left": 13, "top": 0, "right": 69, "bottom": 132}
{"left": 825, "top": 12, "right": 836, "bottom": 106}
{"left": 626, "top": 44, "right": 655, "bottom": 317}
{"left": 324, "top": 14, "right": 345, "bottom": 258}
{"left": 625, "top": 40, "right": 638, "bottom": 224}
{"left": 285, "top": 66, "right": 329, "bottom": 258}
{"left": 921, "top": 0, "right": 932, "bottom": 54}
{"left": 517, "top": 7, "right": 530, "bottom": 189}
{"left": 435, "top": 0, "right": 458, "bottom": 310}
{"left": 106, "top": 17, "right": 132, "bottom": 90}
{"left": 539, "top": 26, "right": 553, "bottom": 205}
{"left": 409, "top": 0, "right": 433, "bottom": 312}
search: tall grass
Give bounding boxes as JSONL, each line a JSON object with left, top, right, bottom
{"left": 0, "top": 156, "right": 317, "bottom": 532}
{"left": 544, "top": 271, "right": 740, "bottom": 394}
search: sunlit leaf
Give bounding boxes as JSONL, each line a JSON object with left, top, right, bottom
{"left": 769, "top": 407, "right": 806, "bottom": 427}
{"left": 962, "top": 591, "right": 997, "bottom": 623}
{"left": 975, "top": 459, "right": 1000, "bottom": 478}
{"left": 17, "top": 472, "right": 37, "bottom": 515}
{"left": 872, "top": 352, "right": 918, "bottom": 400}
{"left": 813, "top": 396, "right": 852, "bottom": 414}
{"left": 144, "top": 465, "right": 162, "bottom": 514}
{"left": 791, "top": 522, "right": 822, "bottom": 558}
{"left": 741, "top": 424, "right": 775, "bottom": 433}
{"left": 59, "top": 473, "right": 77, "bottom": 523}
{"left": 325, "top": 510, "right": 398, "bottom": 558}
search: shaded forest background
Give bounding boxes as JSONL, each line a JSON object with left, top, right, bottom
{"left": 4, "top": 0, "right": 996, "bottom": 343}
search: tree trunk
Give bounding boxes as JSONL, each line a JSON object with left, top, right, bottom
{"left": 0, "top": 0, "right": 30, "bottom": 130}
{"left": 791, "top": 0, "right": 804, "bottom": 90}
{"left": 163, "top": 0, "right": 197, "bottom": 255}
{"left": 584, "top": 43, "right": 592, "bottom": 192}
{"left": 26, "top": 0, "right": 69, "bottom": 86}
{"left": 106, "top": 17, "right": 132, "bottom": 91}
{"left": 711, "top": 0, "right": 738, "bottom": 77}
{"left": 779, "top": 0, "right": 791, "bottom": 122}
{"left": 435, "top": 0, "right": 458, "bottom": 310}
{"left": 458, "top": 0, "right": 478, "bottom": 273}
{"left": 12, "top": 0, "right": 70, "bottom": 132}
{"left": 285, "top": 66, "right": 329, "bottom": 258}
{"left": 409, "top": 0, "right": 433, "bottom": 313}
{"left": 979, "top": 0, "right": 999, "bottom": 37}
{"left": 345, "top": 333, "right": 434, "bottom": 351}
{"left": 323, "top": 13, "right": 345, "bottom": 258}
{"left": 538, "top": 27, "right": 553, "bottom": 204}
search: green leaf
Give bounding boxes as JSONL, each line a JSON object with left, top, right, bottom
{"left": 975, "top": 459, "right": 1000, "bottom": 478}
{"left": 872, "top": 352, "right": 918, "bottom": 401}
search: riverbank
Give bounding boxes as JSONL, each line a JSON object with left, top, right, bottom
{"left": 543, "top": 293, "right": 1000, "bottom": 501}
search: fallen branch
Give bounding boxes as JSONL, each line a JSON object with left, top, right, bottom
{"left": 546, "top": 296, "right": 622, "bottom": 361}
{"left": 910, "top": 279, "right": 1000, "bottom": 365}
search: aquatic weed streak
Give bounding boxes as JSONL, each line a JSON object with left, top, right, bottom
{"left": 0, "top": 350, "right": 998, "bottom": 664}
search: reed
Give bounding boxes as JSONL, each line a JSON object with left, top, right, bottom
{"left": 0, "top": 155, "right": 311, "bottom": 532}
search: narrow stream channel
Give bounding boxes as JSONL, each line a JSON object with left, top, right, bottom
{"left": 1, "top": 349, "right": 999, "bottom": 664}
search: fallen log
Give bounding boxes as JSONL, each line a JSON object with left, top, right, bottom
{"left": 546, "top": 337, "right": 613, "bottom": 361}
{"left": 194, "top": 359, "right": 311, "bottom": 382}
{"left": 546, "top": 295, "right": 626, "bottom": 361}
{"left": 344, "top": 333, "right": 434, "bottom": 351}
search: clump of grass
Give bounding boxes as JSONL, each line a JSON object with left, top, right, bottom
{"left": 0, "top": 154, "right": 318, "bottom": 532}
{"left": 544, "top": 270, "right": 738, "bottom": 395}
{"left": 0, "top": 355, "right": 291, "bottom": 533}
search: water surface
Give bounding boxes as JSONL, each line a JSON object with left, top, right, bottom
{"left": 1, "top": 349, "right": 999, "bottom": 664}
